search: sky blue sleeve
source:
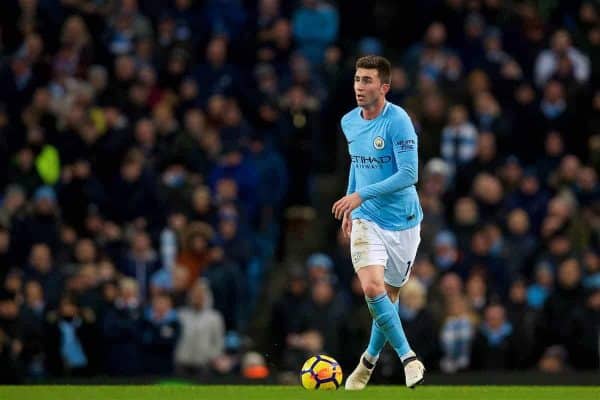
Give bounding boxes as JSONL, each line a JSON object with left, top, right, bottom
{"left": 346, "top": 162, "right": 356, "bottom": 195}
{"left": 357, "top": 113, "right": 418, "bottom": 200}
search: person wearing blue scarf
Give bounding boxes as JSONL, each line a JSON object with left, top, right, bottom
{"left": 44, "top": 296, "right": 95, "bottom": 376}
{"left": 141, "top": 293, "right": 181, "bottom": 375}
{"left": 59, "top": 318, "right": 88, "bottom": 369}
{"left": 471, "top": 304, "right": 516, "bottom": 370}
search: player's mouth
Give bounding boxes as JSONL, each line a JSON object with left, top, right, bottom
{"left": 356, "top": 94, "right": 365, "bottom": 101}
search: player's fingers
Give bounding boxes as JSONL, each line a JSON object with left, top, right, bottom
{"left": 338, "top": 202, "right": 349, "bottom": 219}
{"left": 334, "top": 202, "right": 343, "bottom": 219}
{"left": 343, "top": 214, "right": 351, "bottom": 237}
{"left": 332, "top": 199, "right": 341, "bottom": 215}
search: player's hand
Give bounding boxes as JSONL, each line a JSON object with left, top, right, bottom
{"left": 332, "top": 192, "right": 362, "bottom": 220}
{"left": 342, "top": 211, "right": 352, "bottom": 238}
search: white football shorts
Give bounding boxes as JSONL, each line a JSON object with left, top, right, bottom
{"left": 350, "top": 219, "right": 421, "bottom": 288}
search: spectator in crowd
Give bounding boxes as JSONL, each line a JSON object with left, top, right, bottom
{"left": 441, "top": 105, "right": 478, "bottom": 172}
{"left": 175, "top": 279, "right": 225, "bottom": 376}
{"left": 534, "top": 30, "right": 590, "bottom": 88}
{"left": 202, "top": 244, "right": 244, "bottom": 331}
{"left": 439, "top": 295, "right": 475, "bottom": 373}
{"left": 12, "top": 186, "right": 60, "bottom": 263}
{"left": 582, "top": 249, "right": 600, "bottom": 290}
{"left": 537, "top": 258, "right": 585, "bottom": 356}
{"left": 0, "top": 289, "right": 24, "bottom": 383}
{"left": 102, "top": 278, "right": 143, "bottom": 377}
{"left": 19, "top": 281, "right": 46, "bottom": 378}
{"left": 504, "top": 209, "right": 537, "bottom": 279}
{"left": 24, "top": 244, "right": 63, "bottom": 308}
{"left": 118, "top": 230, "right": 161, "bottom": 301}
{"left": 471, "top": 304, "right": 516, "bottom": 370}
{"left": 527, "top": 262, "right": 554, "bottom": 310}
{"left": 292, "top": 0, "right": 339, "bottom": 66}
{"left": 305, "top": 252, "right": 334, "bottom": 284}
{"left": 44, "top": 295, "right": 96, "bottom": 376}
{"left": 569, "top": 288, "right": 600, "bottom": 370}
{"left": 141, "top": 292, "right": 181, "bottom": 376}
{"left": 176, "top": 222, "right": 213, "bottom": 285}
{"left": 506, "top": 279, "right": 537, "bottom": 368}
{"left": 282, "top": 276, "right": 346, "bottom": 369}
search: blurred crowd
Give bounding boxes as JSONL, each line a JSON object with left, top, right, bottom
{"left": 0, "top": 0, "right": 597, "bottom": 384}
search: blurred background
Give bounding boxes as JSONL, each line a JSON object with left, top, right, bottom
{"left": 0, "top": 0, "right": 598, "bottom": 385}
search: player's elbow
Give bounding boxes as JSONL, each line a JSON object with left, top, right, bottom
{"left": 402, "top": 166, "right": 418, "bottom": 186}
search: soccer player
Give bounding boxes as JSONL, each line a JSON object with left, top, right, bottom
{"left": 331, "top": 55, "right": 425, "bottom": 390}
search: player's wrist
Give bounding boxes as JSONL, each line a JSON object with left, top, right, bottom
{"left": 356, "top": 189, "right": 371, "bottom": 201}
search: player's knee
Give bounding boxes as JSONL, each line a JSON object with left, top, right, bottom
{"left": 362, "top": 281, "right": 385, "bottom": 298}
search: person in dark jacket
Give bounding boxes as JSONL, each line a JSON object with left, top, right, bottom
{"left": 101, "top": 278, "right": 143, "bottom": 376}
{"left": 471, "top": 303, "right": 516, "bottom": 370}
{"left": 141, "top": 292, "right": 180, "bottom": 376}
{"left": 118, "top": 230, "right": 162, "bottom": 301}
{"left": 505, "top": 279, "right": 538, "bottom": 368}
{"left": 537, "top": 257, "right": 585, "bottom": 356}
{"left": 24, "top": 243, "right": 63, "bottom": 308}
{"left": 202, "top": 244, "right": 244, "bottom": 331}
{"left": 0, "top": 283, "right": 24, "bottom": 383}
{"left": 19, "top": 281, "right": 46, "bottom": 378}
{"left": 298, "top": 276, "right": 348, "bottom": 357}
{"left": 11, "top": 186, "right": 60, "bottom": 263}
{"left": 57, "top": 159, "right": 107, "bottom": 234}
{"left": 269, "top": 266, "right": 310, "bottom": 368}
{"left": 568, "top": 288, "right": 600, "bottom": 370}
{"left": 44, "top": 295, "right": 96, "bottom": 377}
{"left": 108, "top": 150, "right": 163, "bottom": 230}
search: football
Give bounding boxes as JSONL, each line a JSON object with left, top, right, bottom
{"left": 300, "top": 354, "right": 343, "bottom": 390}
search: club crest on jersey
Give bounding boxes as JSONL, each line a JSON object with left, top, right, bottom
{"left": 373, "top": 136, "right": 385, "bottom": 150}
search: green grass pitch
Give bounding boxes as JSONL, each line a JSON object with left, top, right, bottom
{"left": 0, "top": 385, "right": 598, "bottom": 400}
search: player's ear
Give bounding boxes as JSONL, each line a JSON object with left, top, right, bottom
{"left": 381, "top": 83, "right": 390, "bottom": 95}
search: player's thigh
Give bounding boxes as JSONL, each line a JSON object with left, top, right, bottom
{"left": 351, "top": 219, "right": 388, "bottom": 290}
{"left": 382, "top": 224, "right": 421, "bottom": 288}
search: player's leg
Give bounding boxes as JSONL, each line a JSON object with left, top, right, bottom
{"left": 362, "top": 279, "right": 414, "bottom": 361}
{"left": 346, "top": 265, "right": 414, "bottom": 390}
{"left": 364, "top": 283, "right": 401, "bottom": 365}
{"left": 383, "top": 223, "right": 424, "bottom": 388}
{"left": 358, "top": 265, "right": 412, "bottom": 359}
{"left": 346, "top": 219, "right": 390, "bottom": 390}
{"left": 351, "top": 224, "right": 424, "bottom": 388}
{"left": 364, "top": 224, "right": 421, "bottom": 362}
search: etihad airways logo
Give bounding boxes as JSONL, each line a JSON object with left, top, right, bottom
{"left": 350, "top": 155, "right": 392, "bottom": 169}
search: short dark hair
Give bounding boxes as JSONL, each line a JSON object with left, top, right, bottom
{"left": 355, "top": 55, "right": 392, "bottom": 84}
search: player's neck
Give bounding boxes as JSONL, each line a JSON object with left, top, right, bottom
{"left": 361, "top": 97, "right": 386, "bottom": 120}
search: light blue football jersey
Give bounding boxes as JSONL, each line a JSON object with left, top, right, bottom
{"left": 341, "top": 101, "right": 423, "bottom": 231}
